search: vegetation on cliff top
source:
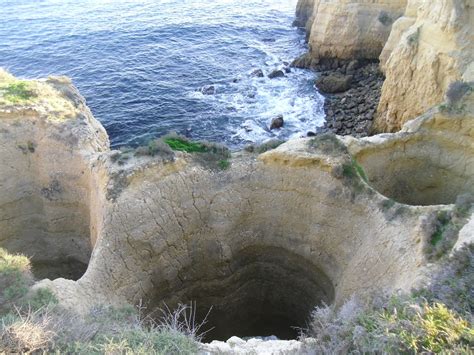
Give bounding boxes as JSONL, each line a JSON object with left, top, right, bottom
{"left": 303, "top": 244, "right": 474, "bottom": 354}
{"left": 0, "top": 70, "right": 76, "bottom": 120}
{"left": 111, "top": 132, "right": 231, "bottom": 171}
{"left": 0, "top": 248, "right": 200, "bottom": 354}
{"left": 0, "top": 82, "right": 37, "bottom": 103}
{"left": 2, "top": 243, "right": 472, "bottom": 354}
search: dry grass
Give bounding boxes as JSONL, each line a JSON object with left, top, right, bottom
{"left": 0, "top": 69, "right": 77, "bottom": 121}
{"left": 302, "top": 245, "right": 474, "bottom": 354}
{"left": 0, "top": 300, "right": 202, "bottom": 354}
{"left": 1, "top": 307, "right": 56, "bottom": 353}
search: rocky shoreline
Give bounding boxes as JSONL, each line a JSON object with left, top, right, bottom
{"left": 292, "top": 55, "right": 384, "bottom": 138}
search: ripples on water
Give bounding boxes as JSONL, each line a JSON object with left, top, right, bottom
{"left": 0, "top": 0, "right": 325, "bottom": 148}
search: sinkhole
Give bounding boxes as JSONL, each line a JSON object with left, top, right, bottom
{"left": 147, "top": 246, "right": 335, "bottom": 342}
{"left": 354, "top": 139, "right": 474, "bottom": 206}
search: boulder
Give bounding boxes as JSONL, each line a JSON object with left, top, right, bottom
{"left": 316, "top": 74, "right": 352, "bottom": 93}
{"left": 268, "top": 70, "right": 285, "bottom": 79}
{"left": 270, "top": 115, "right": 284, "bottom": 130}
{"left": 250, "top": 69, "right": 264, "bottom": 78}
{"left": 291, "top": 53, "right": 313, "bottom": 69}
{"left": 200, "top": 85, "right": 215, "bottom": 95}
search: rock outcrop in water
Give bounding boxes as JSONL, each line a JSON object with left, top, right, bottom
{"left": 0, "top": 68, "right": 473, "bottom": 349}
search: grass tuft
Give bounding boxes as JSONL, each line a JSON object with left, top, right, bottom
{"left": 303, "top": 245, "right": 474, "bottom": 354}
{"left": 0, "top": 248, "right": 33, "bottom": 314}
{"left": 163, "top": 137, "right": 207, "bottom": 153}
{"left": 245, "top": 139, "right": 285, "bottom": 154}
{"left": 1, "top": 82, "right": 37, "bottom": 103}
{"left": 218, "top": 159, "right": 231, "bottom": 170}
{"left": 308, "top": 133, "right": 348, "bottom": 156}
{"left": 423, "top": 196, "right": 472, "bottom": 259}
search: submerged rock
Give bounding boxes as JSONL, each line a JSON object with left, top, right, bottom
{"left": 270, "top": 115, "right": 284, "bottom": 130}
{"left": 250, "top": 69, "right": 264, "bottom": 78}
{"left": 200, "top": 85, "right": 216, "bottom": 95}
{"left": 268, "top": 69, "right": 285, "bottom": 79}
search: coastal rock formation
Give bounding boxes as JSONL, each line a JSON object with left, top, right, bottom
{"left": 294, "top": 0, "right": 407, "bottom": 61}
{"left": 0, "top": 70, "right": 109, "bottom": 280}
{"left": 1, "top": 68, "right": 473, "bottom": 346}
{"left": 373, "top": 0, "right": 474, "bottom": 132}
{"left": 293, "top": 0, "right": 317, "bottom": 34}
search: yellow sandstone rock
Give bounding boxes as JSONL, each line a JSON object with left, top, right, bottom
{"left": 373, "top": 0, "right": 473, "bottom": 132}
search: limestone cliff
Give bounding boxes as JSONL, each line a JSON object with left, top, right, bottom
{"left": 373, "top": 0, "right": 473, "bottom": 132}
{"left": 0, "top": 70, "right": 109, "bottom": 280}
{"left": 1, "top": 70, "right": 473, "bottom": 345}
{"left": 294, "top": 0, "right": 406, "bottom": 60}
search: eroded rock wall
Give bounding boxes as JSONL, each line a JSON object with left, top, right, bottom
{"left": 373, "top": 0, "right": 474, "bottom": 132}
{"left": 1, "top": 70, "right": 471, "bottom": 342}
{"left": 349, "top": 92, "right": 474, "bottom": 206}
{"left": 40, "top": 139, "right": 433, "bottom": 320}
{"left": 0, "top": 71, "right": 109, "bottom": 279}
{"left": 294, "top": 0, "right": 406, "bottom": 60}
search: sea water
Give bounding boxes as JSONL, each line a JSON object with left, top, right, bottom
{"left": 0, "top": 0, "right": 325, "bottom": 148}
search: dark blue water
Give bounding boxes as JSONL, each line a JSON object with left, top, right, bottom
{"left": 0, "top": 0, "right": 325, "bottom": 148}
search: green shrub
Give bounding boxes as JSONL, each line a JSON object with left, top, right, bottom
{"left": 303, "top": 245, "right": 474, "bottom": 354}
{"left": 416, "top": 244, "right": 473, "bottom": 316}
{"left": 1, "top": 82, "right": 37, "bottom": 103}
{"left": 446, "top": 81, "right": 473, "bottom": 106}
{"left": 424, "top": 198, "right": 472, "bottom": 259}
{"left": 161, "top": 133, "right": 231, "bottom": 171}
{"left": 407, "top": 28, "right": 420, "bottom": 46}
{"left": 163, "top": 136, "right": 207, "bottom": 153}
{"left": 0, "top": 248, "right": 33, "bottom": 313}
{"left": 25, "top": 288, "right": 58, "bottom": 311}
{"left": 430, "top": 210, "right": 452, "bottom": 246}
{"left": 378, "top": 11, "right": 393, "bottom": 26}
{"left": 218, "top": 159, "right": 231, "bottom": 170}
{"left": 245, "top": 139, "right": 285, "bottom": 154}
{"left": 308, "top": 133, "right": 348, "bottom": 156}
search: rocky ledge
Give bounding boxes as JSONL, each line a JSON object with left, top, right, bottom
{"left": 292, "top": 57, "right": 383, "bottom": 137}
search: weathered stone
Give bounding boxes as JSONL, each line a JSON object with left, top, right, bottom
{"left": 316, "top": 74, "right": 352, "bottom": 93}
{"left": 268, "top": 69, "right": 285, "bottom": 79}
{"left": 250, "top": 69, "right": 264, "bottom": 78}
{"left": 373, "top": 0, "right": 473, "bottom": 133}
{"left": 200, "top": 85, "right": 216, "bottom": 95}
{"left": 295, "top": 0, "right": 406, "bottom": 60}
{"left": 270, "top": 115, "right": 284, "bottom": 130}
{"left": 291, "top": 53, "right": 313, "bottom": 69}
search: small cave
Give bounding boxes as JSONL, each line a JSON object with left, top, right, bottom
{"left": 147, "top": 246, "right": 334, "bottom": 342}
{"left": 31, "top": 257, "right": 89, "bottom": 281}
{"left": 354, "top": 141, "right": 474, "bottom": 206}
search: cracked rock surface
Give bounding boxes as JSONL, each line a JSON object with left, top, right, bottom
{"left": 1, "top": 70, "right": 473, "bottom": 346}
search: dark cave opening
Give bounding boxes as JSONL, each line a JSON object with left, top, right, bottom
{"left": 149, "top": 246, "right": 335, "bottom": 342}
{"left": 31, "top": 257, "right": 88, "bottom": 281}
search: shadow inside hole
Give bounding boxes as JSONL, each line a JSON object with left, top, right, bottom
{"left": 31, "top": 257, "right": 88, "bottom": 281}
{"left": 354, "top": 141, "right": 474, "bottom": 206}
{"left": 148, "top": 246, "right": 335, "bottom": 342}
